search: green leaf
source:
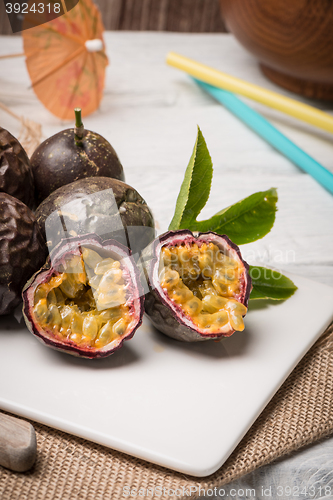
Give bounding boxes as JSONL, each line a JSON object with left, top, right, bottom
{"left": 187, "top": 188, "right": 278, "bottom": 245}
{"left": 168, "top": 128, "right": 277, "bottom": 244}
{"left": 249, "top": 265, "right": 298, "bottom": 300}
{"left": 169, "top": 126, "right": 213, "bottom": 230}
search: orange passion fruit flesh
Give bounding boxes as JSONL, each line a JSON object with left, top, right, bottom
{"left": 159, "top": 242, "right": 248, "bottom": 334}
{"left": 32, "top": 247, "right": 133, "bottom": 350}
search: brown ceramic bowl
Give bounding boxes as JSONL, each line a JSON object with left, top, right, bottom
{"left": 220, "top": 0, "right": 333, "bottom": 100}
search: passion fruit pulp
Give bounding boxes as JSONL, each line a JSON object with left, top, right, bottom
{"left": 22, "top": 235, "right": 144, "bottom": 358}
{"left": 142, "top": 230, "right": 251, "bottom": 342}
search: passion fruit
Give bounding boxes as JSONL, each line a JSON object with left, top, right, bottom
{"left": 0, "top": 193, "right": 47, "bottom": 315}
{"left": 142, "top": 230, "right": 251, "bottom": 342}
{"left": 35, "top": 177, "right": 155, "bottom": 256}
{"left": 31, "top": 109, "right": 125, "bottom": 204}
{"left": 0, "top": 127, "right": 35, "bottom": 209}
{"left": 22, "top": 234, "right": 144, "bottom": 358}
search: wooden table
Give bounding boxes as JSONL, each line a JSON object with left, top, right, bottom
{"left": 1, "top": 32, "right": 333, "bottom": 496}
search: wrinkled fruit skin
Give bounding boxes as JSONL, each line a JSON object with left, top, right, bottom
{"left": 35, "top": 177, "right": 155, "bottom": 256}
{"left": 31, "top": 128, "right": 125, "bottom": 204}
{"left": 22, "top": 234, "right": 144, "bottom": 359}
{"left": 142, "top": 230, "right": 251, "bottom": 342}
{"left": 0, "top": 127, "right": 35, "bottom": 209}
{"left": 0, "top": 193, "right": 47, "bottom": 315}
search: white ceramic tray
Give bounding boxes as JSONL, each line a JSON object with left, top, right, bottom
{"left": 0, "top": 272, "right": 332, "bottom": 477}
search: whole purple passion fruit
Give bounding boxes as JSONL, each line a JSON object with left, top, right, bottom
{"left": 35, "top": 177, "right": 155, "bottom": 256}
{"left": 0, "top": 193, "right": 47, "bottom": 315}
{"left": 0, "top": 127, "right": 35, "bottom": 209}
{"left": 31, "top": 109, "right": 125, "bottom": 204}
{"left": 142, "top": 230, "right": 251, "bottom": 342}
{"left": 22, "top": 234, "right": 144, "bottom": 358}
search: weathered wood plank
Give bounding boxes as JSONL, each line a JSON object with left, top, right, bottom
{"left": 0, "top": 1, "right": 14, "bottom": 35}
{"left": 0, "top": 0, "right": 226, "bottom": 35}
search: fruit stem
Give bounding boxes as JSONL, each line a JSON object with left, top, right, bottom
{"left": 74, "top": 108, "right": 84, "bottom": 145}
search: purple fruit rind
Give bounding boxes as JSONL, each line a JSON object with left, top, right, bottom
{"left": 22, "top": 234, "right": 144, "bottom": 359}
{"left": 31, "top": 128, "right": 125, "bottom": 204}
{"left": 0, "top": 127, "right": 35, "bottom": 209}
{"left": 0, "top": 193, "right": 47, "bottom": 315}
{"left": 142, "top": 230, "right": 251, "bottom": 342}
{"left": 35, "top": 176, "right": 155, "bottom": 256}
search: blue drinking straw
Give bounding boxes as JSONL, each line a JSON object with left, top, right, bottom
{"left": 194, "top": 78, "right": 333, "bottom": 195}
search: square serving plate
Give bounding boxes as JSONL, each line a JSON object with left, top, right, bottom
{"left": 0, "top": 272, "right": 332, "bottom": 477}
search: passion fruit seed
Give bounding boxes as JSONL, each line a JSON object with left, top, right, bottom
{"left": 142, "top": 230, "right": 251, "bottom": 342}
{"left": 32, "top": 247, "right": 132, "bottom": 350}
{"left": 159, "top": 242, "right": 247, "bottom": 334}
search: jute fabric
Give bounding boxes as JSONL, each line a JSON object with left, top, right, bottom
{"left": 1, "top": 323, "right": 333, "bottom": 500}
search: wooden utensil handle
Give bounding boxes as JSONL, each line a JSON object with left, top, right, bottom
{"left": 0, "top": 412, "right": 37, "bottom": 472}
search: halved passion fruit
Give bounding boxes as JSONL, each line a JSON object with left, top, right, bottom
{"left": 23, "top": 235, "right": 144, "bottom": 358}
{"left": 142, "top": 230, "right": 251, "bottom": 342}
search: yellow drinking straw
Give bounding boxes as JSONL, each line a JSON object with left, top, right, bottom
{"left": 166, "top": 52, "right": 333, "bottom": 135}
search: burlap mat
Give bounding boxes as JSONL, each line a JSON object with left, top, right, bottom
{"left": 1, "top": 322, "right": 333, "bottom": 500}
